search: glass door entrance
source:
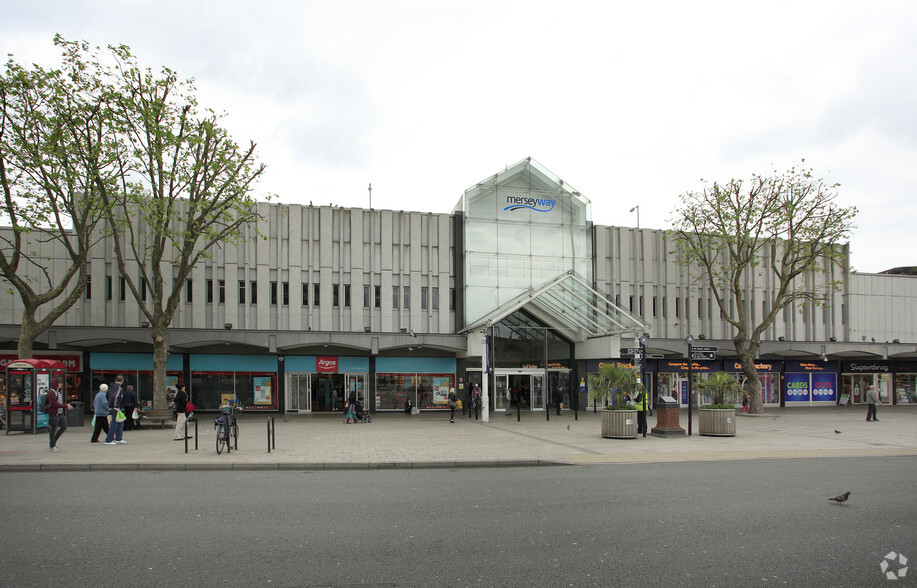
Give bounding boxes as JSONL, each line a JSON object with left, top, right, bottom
{"left": 494, "top": 370, "right": 546, "bottom": 411}
{"left": 287, "top": 373, "right": 311, "bottom": 412}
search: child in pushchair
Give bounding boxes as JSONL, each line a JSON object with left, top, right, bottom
{"left": 353, "top": 399, "right": 372, "bottom": 423}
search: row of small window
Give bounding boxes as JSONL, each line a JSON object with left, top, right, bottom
{"left": 619, "top": 294, "right": 842, "bottom": 324}
{"left": 87, "top": 276, "right": 455, "bottom": 310}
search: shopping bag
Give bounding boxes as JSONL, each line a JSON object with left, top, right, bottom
{"left": 132, "top": 409, "right": 140, "bottom": 420}
{"left": 115, "top": 409, "right": 126, "bottom": 422}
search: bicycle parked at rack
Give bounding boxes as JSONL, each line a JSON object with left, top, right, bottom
{"left": 214, "top": 404, "right": 242, "bottom": 454}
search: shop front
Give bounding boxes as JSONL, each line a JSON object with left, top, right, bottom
{"left": 2, "top": 352, "right": 84, "bottom": 406}
{"left": 285, "top": 356, "right": 369, "bottom": 413}
{"left": 841, "top": 361, "right": 917, "bottom": 406}
{"left": 724, "top": 360, "right": 783, "bottom": 407}
{"left": 90, "top": 352, "right": 184, "bottom": 410}
{"left": 784, "top": 361, "right": 839, "bottom": 407}
{"left": 189, "top": 354, "right": 277, "bottom": 411}
{"left": 375, "top": 357, "right": 455, "bottom": 411}
{"left": 656, "top": 359, "right": 720, "bottom": 407}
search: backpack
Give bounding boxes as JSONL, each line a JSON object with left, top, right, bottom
{"left": 38, "top": 392, "right": 50, "bottom": 414}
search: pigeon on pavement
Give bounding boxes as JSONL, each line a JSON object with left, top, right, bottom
{"left": 828, "top": 491, "right": 851, "bottom": 504}
{"left": 835, "top": 430, "right": 842, "bottom": 434}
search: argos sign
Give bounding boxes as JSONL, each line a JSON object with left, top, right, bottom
{"left": 316, "top": 357, "right": 338, "bottom": 372}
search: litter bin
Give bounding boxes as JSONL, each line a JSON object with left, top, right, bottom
{"left": 66, "top": 401, "right": 85, "bottom": 427}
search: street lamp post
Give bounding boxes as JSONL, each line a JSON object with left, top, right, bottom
{"left": 686, "top": 334, "right": 694, "bottom": 436}
{"left": 629, "top": 205, "right": 640, "bottom": 228}
{"left": 639, "top": 333, "right": 649, "bottom": 437}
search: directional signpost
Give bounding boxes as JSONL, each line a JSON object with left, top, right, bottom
{"left": 690, "top": 346, "right": 718, "bottom": 360}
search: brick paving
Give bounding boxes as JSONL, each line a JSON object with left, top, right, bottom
{"left": 1, "top": 406, "right": 915, "bottom": 471}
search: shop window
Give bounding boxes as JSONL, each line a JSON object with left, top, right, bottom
{"left": 190, "top": 371, "right": 276, "bottom": 410}
{"left": 375, "top": 372, "right": 454, "bottom": 411}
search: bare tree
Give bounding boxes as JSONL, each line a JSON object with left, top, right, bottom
{"left": 0, "top": 37, "right": 116, "bottom": 358}
{"left": 669, "top": 162, "right": 857, "bottom": 413}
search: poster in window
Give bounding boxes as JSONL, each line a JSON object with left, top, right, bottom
{"left": 254, "top": 376, "right": 272, "bottom": 405}
{"left": 432, "top": 377, "right": 451, "bottom": 404}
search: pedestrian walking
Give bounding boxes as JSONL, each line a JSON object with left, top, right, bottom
{"left": 122, "top": 384, "right": 139, "bottom": 430}
{"left": 344, "top": 389, "right": 357, "bottom": 423}
{"left": 741, "top": 393, "right": 750, "bottom": 413}
{"left": 46, "top": 378, "right": 73, "bottom": 452}
{"left": 104, "top": 375, "right": 126, "bottom": 445}
{"left": 90, "top": 384, "right": 110, "bottom": 443}
{"left": 173, "top": 383, "right": 192, "bottom": 440}
{"left": 865, "top": 384, "right": 880, "bottom": 421}
{"left": 448, "top": 387, "right": 457, "bottom": 423}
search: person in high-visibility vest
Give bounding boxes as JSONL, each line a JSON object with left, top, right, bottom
{"left": 634, "top": 388, "right": 648, "bottom": 436}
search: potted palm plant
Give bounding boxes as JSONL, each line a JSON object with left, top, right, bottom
{"left": 589, "top": 363, "right": 641, "bottom": 439}
{"left": 693, "top": 372, "right": 741, "bottom": 436}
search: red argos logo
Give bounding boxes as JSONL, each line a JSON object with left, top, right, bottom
{"left": 317, "top": 357, "right": 338, "bottom": 372}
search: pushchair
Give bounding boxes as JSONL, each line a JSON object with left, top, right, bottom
{"left": 354, "top": 399, "right": 372, "bottom": 423}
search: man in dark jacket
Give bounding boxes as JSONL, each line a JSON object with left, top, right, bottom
{"left": 104, "top": 375, "right": 126, "bottom": 445}
{"left": 47, "top": 378, "right": 73, "bottom": 452}
{"left": 121, "top": 384, "right": 139, "bottom": 430}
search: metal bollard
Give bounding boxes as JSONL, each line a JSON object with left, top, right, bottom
{"left": 266, "top": 416, "right": 276, "bottom": 453}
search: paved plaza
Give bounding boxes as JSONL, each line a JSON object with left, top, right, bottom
{"left": 1, "top": 406, "right": 915, "bottom": 471}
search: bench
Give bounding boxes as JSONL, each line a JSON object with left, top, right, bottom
{"left": 139, "top": 408, "right": 175, "bottom": 429}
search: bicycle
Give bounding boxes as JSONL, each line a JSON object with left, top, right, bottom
{"left": 215, "top": 404, "right": 242, "bottom": 454}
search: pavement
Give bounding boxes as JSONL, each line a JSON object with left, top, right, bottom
{"left": 1, "top": 406, "right": 915, "bottom": 471}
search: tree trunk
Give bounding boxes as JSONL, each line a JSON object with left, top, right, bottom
{"left": 16, "top": 312, "right": 39, "bottom": 359}
{"left": 151, "top": 325, "right": 170, "bottom": 409}
{"left": 735, "top": 344, "right": 765, "bottom": 414}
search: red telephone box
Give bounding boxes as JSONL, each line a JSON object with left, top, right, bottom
{"left": 4, "top": 359, "right": 68, "bottom": 435}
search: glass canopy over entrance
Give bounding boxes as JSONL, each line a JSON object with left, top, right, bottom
{"left": 461, "top": 270, "right": 647, "bottom": 341}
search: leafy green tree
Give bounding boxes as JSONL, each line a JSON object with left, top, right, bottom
{"left": 89, "top": 42, "right": 270, "bottom": 408}
{"left": 0, "top": 37, "right": 117, "bottom": 358}
{"left": 693, "top": 371, "right": 742, "bottom": 407}
{"left": 589, "top": 362, "right": 643, "bottom": 409}
{"left": 669, "top": 163, "right": 857, "bottom": 414}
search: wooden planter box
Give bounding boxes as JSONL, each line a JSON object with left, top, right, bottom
{"left": 601, "top": 409, "right": 638, "bottom": 439}
{"left": 698, "top": 408, "right": 736, "bottom": 436}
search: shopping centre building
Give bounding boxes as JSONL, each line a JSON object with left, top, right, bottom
{"left": 2, "top": 158, "right": 916, "bottom": 415}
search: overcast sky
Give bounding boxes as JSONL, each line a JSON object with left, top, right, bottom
{"left": 3, "top": 0, "right": 915, "bottom": 273}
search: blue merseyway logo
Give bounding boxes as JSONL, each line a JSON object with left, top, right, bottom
{"left": 503, "top": 196, "right": 556, "bottom": 213}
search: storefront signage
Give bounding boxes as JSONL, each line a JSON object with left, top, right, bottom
{"left": 1, "top": 354, "right": 81, "bottom": 371}
{"left": 784, "top": 372, "right": 811, "bottom": 402}
{"left": 844, "top": 362, "right": 890, "bottom": 373}
{"left": 253, "top": 376, "right": 272, "bottom": 405}
{"left": 724, "top": 361, "right": 783, "bottom": 373}
{"left": 656, "top": 360, "right": 719, "bottom": 373}
{"left": 316, "top": 357, "right": 338, "bottom": 372}
{"left": 785, "top": 361, "right": 838, "bottom": 373}
{"left": 811, "top": 373, "right": 837, "bottom": 401}
{"left": 503, "top": 196, "right": 555, "bottom": 213}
